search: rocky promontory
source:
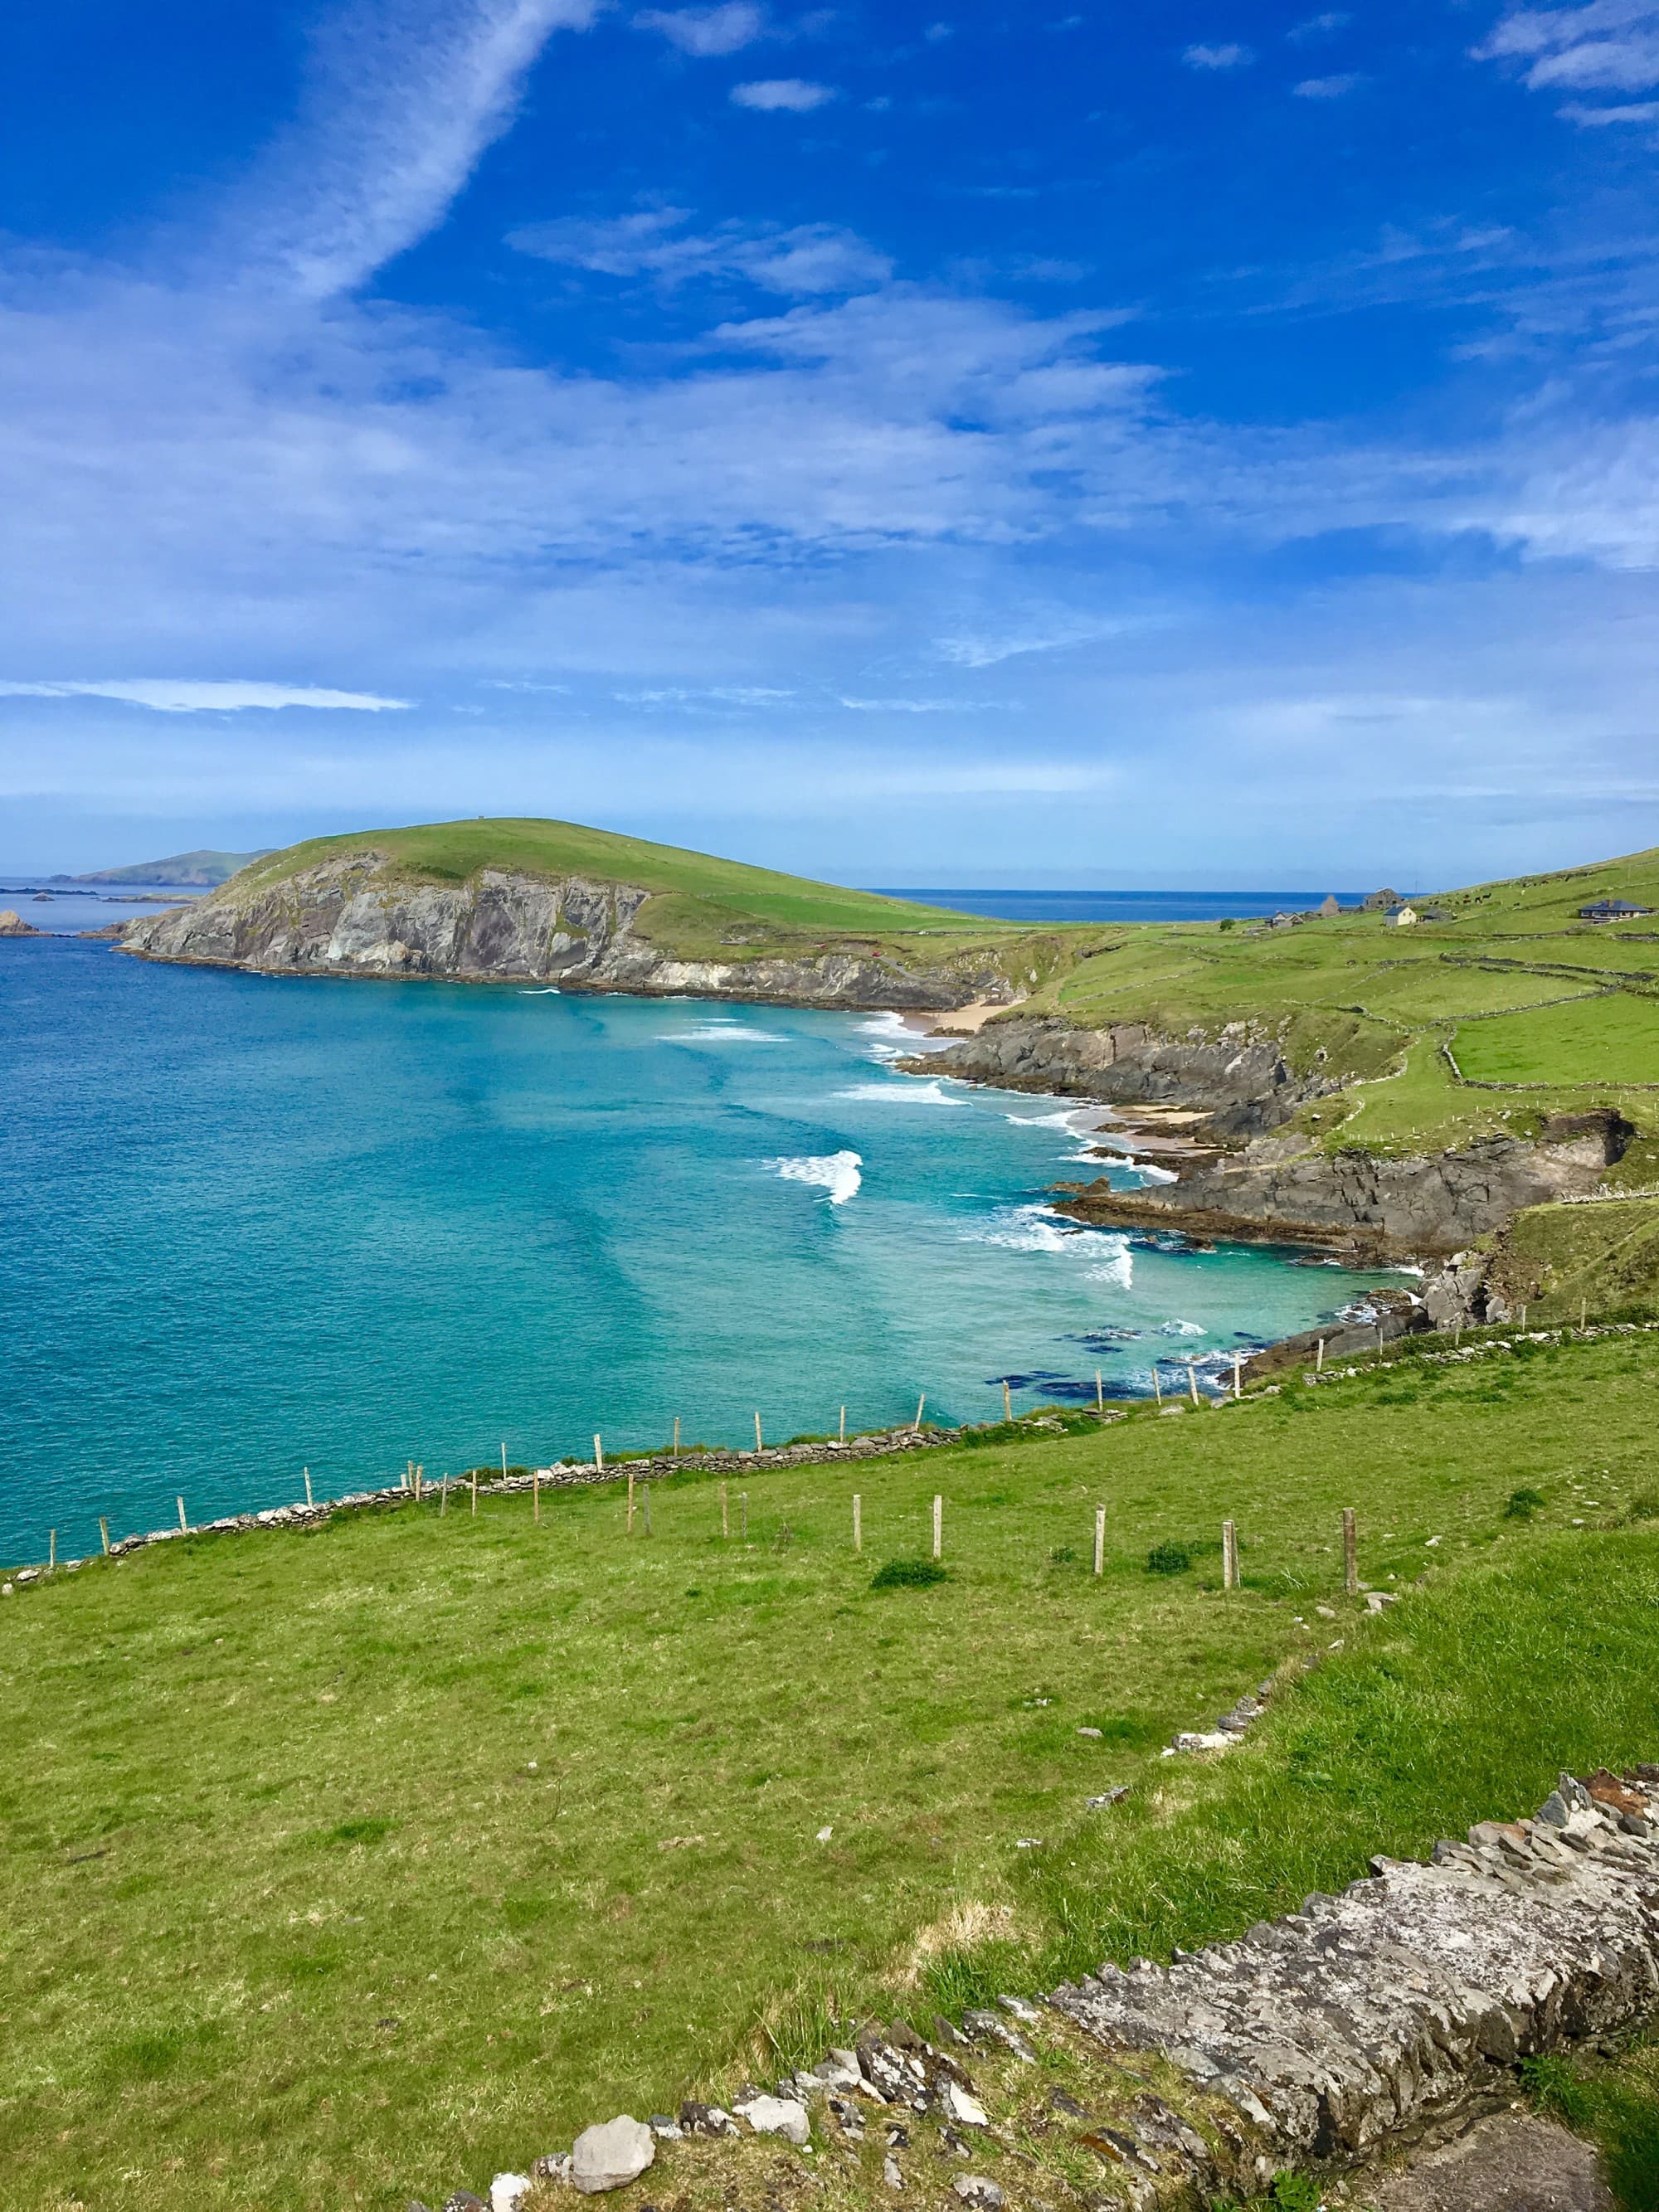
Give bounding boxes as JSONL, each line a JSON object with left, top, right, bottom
{"left": 120, "top": 850, "right": 1019, "bottom": 1010}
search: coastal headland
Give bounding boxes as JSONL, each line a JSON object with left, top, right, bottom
{"left": 118, "top": 821, "right": 1659, "bottom": 1325}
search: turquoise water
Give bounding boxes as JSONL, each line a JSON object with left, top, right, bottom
{"left": 1, "top": 942, "right": 1401, "bottom": 1563}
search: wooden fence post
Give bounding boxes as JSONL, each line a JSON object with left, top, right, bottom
{"left": 470, "top": 1469, "right": 478, "bottom": 1517}
{"left": 627, "top": 1470, "right": 635, "bottom": 1533}
{"left": 415, "top": 1465, "right": 423, "bottom": 1503}
{"left": 1233, "top": 1353, "right": 1243, "bottom": 1400}
{"left": 1096, "top": 1369, "right": 1104, "bottom": 1413}
{"left": 643, "top": 1481, "right": 651, "bottom": 1536}
{"left": 533, "top": 1465, "right": 540, "bottom": 1524}
{"left": 49, "top": 1529, "right": 56, "bottom": 1572}
{"left": 839, "top": 1405, "right": 846, "bottom": 1443}
{"left": 303, "top": 1466, "right": 314, "bottom": 1508}
{"left": 1093, "top": 1505, "right": 1105, "bottom": 1577}
{"left": 1316, "top": 1337, "right": 1326, "bottom": 1372}
{"left": 853, "top": 1494, "right": 862, "bottom": 1553}
{"left": 1002, "top": 1379, "right": 1013, "bottom": 1422}
{"left": 741, "top": 1491, "right": 748, "bottom": 1540}
{"left": 932, "top": 1494, "right": 942, "bottom": 1559}
{"left": 594, "top": 1434, "right": 604, "bottom": 1474}
{"left": 720, "top": 1481, "right": 729, "bottom": 1539}
{"left": 440, "top": 1474, "right": 450, "bottom": 1518}
{"left": 1152, "top": 1367, "right": 1162, "bottom": 1405}
{"left": 913, "top": 1394, "right": 926, "bottom": 1432}
{"left": 754, "top": 1411, "right": 763, "bottom": 1453}
{"left": 1343, "top": 1507, "right": 1358, "bottom": 1596}
{"left": 500, "top": 1442, "right": 508, "bottom": 1483}
{"left": 177, "top": 1496, "right": 187, "bottom": 1534}
{"left": 1223, "top": 1519, "right": 1238, "bottom": 1589}
{"left": 1187, "top": 1363, "right": 1199, "bottom": 1407}
{"left": 100, "top": 1516, "right": 110, "bottom": 1556}
{"left": 673, "top": 1417, "right": 680, "bottom": 1458}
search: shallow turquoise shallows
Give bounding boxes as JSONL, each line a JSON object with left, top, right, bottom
{"left": 1, "top": 943, "right": 1401, "bottom": 1562}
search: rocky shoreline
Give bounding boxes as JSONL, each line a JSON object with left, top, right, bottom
{"left": 119, "top": 855, "right": 1019, "bottom": 1012}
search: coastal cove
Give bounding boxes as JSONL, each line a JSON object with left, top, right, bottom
{"left": 0, "top": 942, "right": 1404, "bottom": 1564}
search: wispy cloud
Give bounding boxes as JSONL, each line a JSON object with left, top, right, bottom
{"left": 836, "top": 695, "right": 1008, "bottom": 711}
{"left": 730, "top": 76, "right": 835, "bottom": 108}
{"left": 1476, "top": 0, "right": 1659, "bottom": 92}
{"left": 1288, "top": 11, "right": 1351, "bottom": 40}
{"left": 634, "top": 2, "right": 768, "bottom": 55}
{"left": 1292, "top": 71, "right": 1362, "bottom": 95}
{"left": 1559, "top": 92, "right": 1659, "bottom": 114}
{"left": 1183, "top": 41, "right": 1255, "bottom": 69}
{"left": 0, "top": 679, "right": 411, "bottom": 713}
{"left": 216, "top": 0, "right": 603, "bottom": 300}
{"left": 509, "top": 206, "right": 892, "bottom": 292}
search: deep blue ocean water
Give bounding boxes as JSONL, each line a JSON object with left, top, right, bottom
{"left": 0, "top": 941, "right": 1403, "bottom": 1564}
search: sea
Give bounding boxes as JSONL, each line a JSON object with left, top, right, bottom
{"left": 0, "top": 915, "right": 1404, "bottom": 1566}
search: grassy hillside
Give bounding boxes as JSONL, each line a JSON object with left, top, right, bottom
{"left": 71, "top": 848, "right": 275, "bottom": 885}
{"left": 1007, "top": 844, "right": 1659, "bottom": 1155}
{"left": 7, "top": 1328, "right": 1659, "bottom": 2210}
{"left": 219, "top": 818, "right": 1086, "bottom": 974}
{"left": 213, "top": 823, "right": 1659, "bottom": 1150}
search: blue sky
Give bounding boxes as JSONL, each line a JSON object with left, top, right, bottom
{"left": 2, "top": 0, "right": 1656, "bottom": 885}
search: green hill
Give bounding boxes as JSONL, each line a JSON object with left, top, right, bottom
{"left": 68, "top": 847, "right": 275, "bottom": 886}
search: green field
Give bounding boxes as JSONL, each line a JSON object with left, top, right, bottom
{"left": 9, "top": 1330, "right": 1659, "bottom": 2211}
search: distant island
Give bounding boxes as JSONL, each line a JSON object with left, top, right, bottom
{"left": 53, "top": 847, "right": 275, "bottom": 887}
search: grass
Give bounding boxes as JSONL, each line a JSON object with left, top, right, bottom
{"left": 7, "top": 1328, "right": 1659, "bottom": 2210}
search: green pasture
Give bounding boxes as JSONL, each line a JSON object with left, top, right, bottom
{"left": 7, "top": 1330, "right": 1659, "bottom": 2210}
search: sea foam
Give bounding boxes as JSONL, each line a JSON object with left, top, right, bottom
{"left": 771, "top": 1150, "right": 863, "bottom": 1205}
{"left": 837, "top": 1080, "right": 962, "bottom": 1106}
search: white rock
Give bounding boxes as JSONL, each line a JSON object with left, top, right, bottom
{"left": 883, "top": 2155, "right": 904, "bottom": 2190}
{"left": 953, "top": 2180, "right": 1005, "bottom": 2210}
{"left": 816, "top": 1826, "right": 833, "bottom": 1841}
{"left": 813, "top": 2049, "right": 864, "bottom": 2089}
{"left": 492, "top": 2175, "right": 533, "bottom": 2212}
{"left": 571, "top": 2116, "right": 655, "bottom": 2195}
{"left": 735, "top": 2094, "right": 810, "bottom": 2146}
{"left": 940, "top": 2083, "right": 989, "bottom": 2128}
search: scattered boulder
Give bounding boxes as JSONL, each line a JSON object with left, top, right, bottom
{"left": 490, "top": 2177, "right": 532, "bottom": 2212}
{"left": 0, "top": 909, "right": 44, "bottom": 936}
{"left": 810, "top": 2048, "right": 863, "bottom": 2090}
{"left": 570, "top": 2116, "right": 655, "bottom": 2195}
{"left": 533, "top": 2154, "right": 573, "bottom": 2185}
{"left": 952, "top": 2180, "right": 1005, "bottom": 2210}
{"left": 733, "top": 2093, "right": 810, "bottom": 2146}
{"left": 443, "top": 2195, "right": 488, "bottom": 2212}
{"left": 882, "top": 2154, "right": 904, "bottom": 2190}
{"left": 677, "top": 2101, "right": 739, "bottom": 2138}
{"left": 938, "top": 2082, "right": 989, "bottom": 2128}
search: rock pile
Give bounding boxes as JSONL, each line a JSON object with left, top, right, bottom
{"left": 1048, "top": 1766, "right": 1659, "bottom": 2199}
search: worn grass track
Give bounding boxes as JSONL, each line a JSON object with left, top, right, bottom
{"left": 5, "top": 1329, "right": 1659, "bottom": 2210}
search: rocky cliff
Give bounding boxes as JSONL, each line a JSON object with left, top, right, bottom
{"left": 1057, "top": 1121, "right": 1627, "bottom": 1259}
{"left": 120, "top": 851, "right": 1014, "bottom": 1010}
{"left": 919, "top": 1014, "right": 1336, "bottom": 1137}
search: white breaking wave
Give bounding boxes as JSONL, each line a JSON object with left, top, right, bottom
{"left": 519, "top": 987, "right": 562, "bottom": 994}
{"left": 1134, "top": 1160, "right": 1180, "bottom": 1184}
{"left": 960, "top": 1204, "right": 1132, "bottom": 1289}
{"left": 1003, "top": 1108, "right": 1083, "bottom": 1129}
{"left": 771, "top": 1150, "right": 863, "bottom": 1205}
{"left": 1086, "top": 1240, "right": 1134, "bottom": 1290}
{"left": 837, "top": 1080, "right": 963, "bottom": 1106}
{"left": 1160, "top": 1319, "right": 1207, "bottom": 1336}
{"left": 669, "top": 1024, "right": 787, "bottom": 1043}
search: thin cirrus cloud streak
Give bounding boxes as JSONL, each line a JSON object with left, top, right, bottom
{"left": 508, "top": 207, "right": 893, "bottom": 291}
{"left": 210, "top": 0, "right": 603, "bottom": 299}
{"left": 0, "top": 680, "right": 411, "bottom": 714}
{"left": 730, "top": 77, "right": 835, "bottom": 109}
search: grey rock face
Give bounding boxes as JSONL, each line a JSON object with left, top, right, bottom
{"left": 1063, "top": 1130, "right": 1621, "bottom": 1258}
{"left": 1047, "top": 1771, "right": 1659, "bottom": 2193}
{"left": 120, "top": 853, "right": 1014, "bottom": 1011}
{"left": 951, "top": 2180, "right": 1005, "bottom": 2209}
{"left": 733, "top": 2093, "right": 810, "bottom": 2145}
{"left": 927, "top": 1017, "right": 1319, "bottom": 1137}
{"left": 569, "top": 2115, "right": 655, "bottom": 2195}
{"left": 1362, "top": 2110, "right": 1614, "bottom": 2212}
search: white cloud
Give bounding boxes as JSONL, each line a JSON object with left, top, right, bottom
{"left": 634, "top": 2, "right": 768, "bottom": 54}
{"left": 1559, "top": 93, "right": 1659, "bottom": 113}
{"left": 212, "top": 0, "right": 603, "bottom": 301}
{"left": 836, "top": 695, "right": 1007, "bottom": 711}
{"left": 1476, "top": 1, "right": 1659, "bottom": 91}
{"left": 730, "top": 76, "right": 835, "bottom": 108}
{"left": 1288, "top": 11, "right": 1351, "bottom": 39}
{"left": 1292, "top": 70, "right": 1362, "bottom": 95}
{"left": 508, "top": 206, "right": 893, "bottom": 292}
{"left": 0, "top": 679, "right": 411, "bottom": 713}
{"left": 1183, "top": 41, "right": 1255, "bottom": 68}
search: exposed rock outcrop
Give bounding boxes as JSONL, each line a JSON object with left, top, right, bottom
{"left": 0, "top": 908, "right": 44, "bottom": 937}
{"left": 119, "top": 852, "right": 1015, "bottom": 1010}
{"left": 1055, "top": 1123, "right": 1629, "bottom": 1259}
{"left": 920, "top": 1014, "right": 1331, "bottom": 1137}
